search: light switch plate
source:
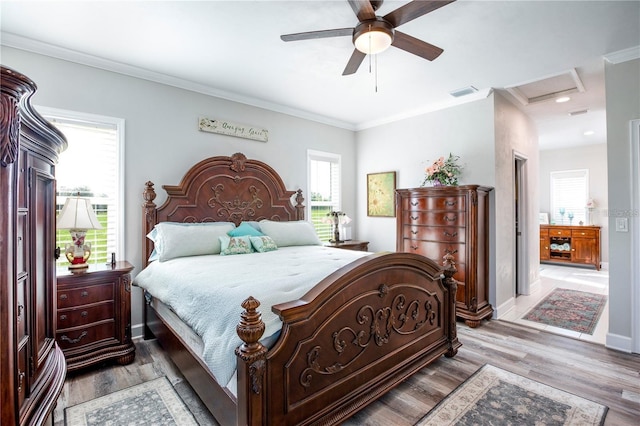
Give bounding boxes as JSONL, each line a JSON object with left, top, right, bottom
{"left": 616, "top": 217, "right": 628, "bottom": 232}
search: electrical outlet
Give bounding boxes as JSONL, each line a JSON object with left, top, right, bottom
{"left": 616, "top": 217, "right": 628, "bottom": 232}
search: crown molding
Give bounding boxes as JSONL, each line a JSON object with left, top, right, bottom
{"left": 1, "top": 32, "right": 356, "bottom": 131}
{"left": 604, "top": 45, "right": 640, "bottom": 64}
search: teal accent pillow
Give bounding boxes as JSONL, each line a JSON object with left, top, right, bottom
{"left": 250, "top": 236, "right": 278, "bottom": 253}
{"left": 219, "top": 235, "right": 253, "bottom": 255}
{"left": 227, "top": 222, "right": 264, "bottom": 237}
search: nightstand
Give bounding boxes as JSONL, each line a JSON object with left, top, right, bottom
{"left": 324, "top": 240, "right": 369, "bottom": 251}
{"left": 56, "top": 261, "right": 135, "bottom": 371}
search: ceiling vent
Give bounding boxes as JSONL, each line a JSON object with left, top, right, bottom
{"left": 505, "top": 69, "right": 585, "bottom": 106}
{"left": 568, "top": 108, "right": 589, "bottom": 116}
{"left": 449, "top": 86, "right": 478, "bottom": 98}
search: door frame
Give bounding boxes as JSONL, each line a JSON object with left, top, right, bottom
{"left": 513, "top": 150, "right": 530, "bottom": 295}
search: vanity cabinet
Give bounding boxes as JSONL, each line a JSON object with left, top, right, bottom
{"left": 540, "top": 225, "right": 601, "bottom": 270}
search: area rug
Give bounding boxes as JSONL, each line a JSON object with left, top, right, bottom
{"left": 416, "top": 364, "right": 607, "bottom": 426}
{"left": 65, "top": 376, "right": 198, "bottom": 426}
{"left": 522, "top": 288, "right": 607, "bottom": 334}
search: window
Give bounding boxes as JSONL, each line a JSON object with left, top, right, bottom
{"left": 41, "top": 108, "right": 125, "bottom": 267}
{"left": 307, "top": 150, "right": 341, "bottom": 241}
{"left": 550, "top": 169, "right": 589, "bottom": 226}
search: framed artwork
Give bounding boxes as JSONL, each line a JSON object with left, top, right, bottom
{"left": 367, "top": 171, "right": 396, "bottom": 217}
{"left": 539, "top": 213, "right": 549, "bottom": 224}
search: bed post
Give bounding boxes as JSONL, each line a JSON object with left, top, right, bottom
{"left": 142, "top": 181, "right": 157, "bottom": 269}
{"left": 235, "top": 297, "right": 268, "bottom": 426}
{"left": 442, "top": 253, "right": 461, "bottom": 357}
{"left": 294, "top": 189, "right": 305, "bottom": 220}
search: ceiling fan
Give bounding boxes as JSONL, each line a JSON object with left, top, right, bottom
{"left": 280, "top": 0, "right": 456, "bottom": 76}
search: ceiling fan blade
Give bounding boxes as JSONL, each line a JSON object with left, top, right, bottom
{"left": 384, "top": 0, "right": 456, "bottom": 28}
{"left": 348, "top": 0, "right": 376, "bottom": 21}
{"left": 342, "top": 49, "right": 367, "bottom": 75}
{"left": 392, "top": 31, "right": 444, "bottom": 61}
{"left": 281, "top": 28, "right": 353, "bottom": 42}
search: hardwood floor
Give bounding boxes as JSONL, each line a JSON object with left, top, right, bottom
{"left": 53, "top": 320, "right": 639, "bottom": 425}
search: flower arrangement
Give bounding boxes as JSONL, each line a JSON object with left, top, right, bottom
{"left": 586, "top": 198, "right": 596, "bottom": 209}
{"left": 421, "top": 153, "right": 462, "bottom": 187}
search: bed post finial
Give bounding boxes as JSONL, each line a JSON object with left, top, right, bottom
{"left": 295, "top": 189, "right": 305, "bottom": 220}
{"left": 442, "top": 253, "right": 461, "bottom": 357}
{"left": 142, "top": 181, "right": 158, "bottom": 268}
{"left": 236, "top": 296, "right": 267, "bottom": 425}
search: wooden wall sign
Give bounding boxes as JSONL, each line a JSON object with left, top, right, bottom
{"left": 198, "top": 117, "right": 268, "bottom": 142}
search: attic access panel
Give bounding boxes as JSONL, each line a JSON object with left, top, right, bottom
{"left": 506, "top": 69, "right": 585, "bottom": 106}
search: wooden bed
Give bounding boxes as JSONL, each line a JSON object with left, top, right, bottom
{"left": 140, "top": 152, "right": 461, "bottom": 425}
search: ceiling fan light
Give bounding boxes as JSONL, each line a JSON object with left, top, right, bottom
{"left": 354, "top": 30, "right": 392, "bottom": 55}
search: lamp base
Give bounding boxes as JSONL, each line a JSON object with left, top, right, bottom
{"left": 68, "top": 263, "right": 89, "bottom": 275}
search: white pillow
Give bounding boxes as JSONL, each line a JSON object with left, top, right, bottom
{"left": 148, "top": 222, "right": 236, "bottom": 261}
{"left": 258, "top": 220, "right": 322, "bottom": 247}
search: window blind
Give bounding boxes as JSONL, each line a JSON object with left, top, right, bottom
{"left": 550, "top": 169, "right": 589, "bottom": 226}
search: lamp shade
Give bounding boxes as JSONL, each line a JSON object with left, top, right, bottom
{"left": 57, "top": 196, "right": 103, "bottom": 230}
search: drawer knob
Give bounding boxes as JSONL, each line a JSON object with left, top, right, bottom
{"left": 410, "top": 201, "right": 418, "bottom": 206}
{"left": 61, "top": 331, "right": 88, "bottom": 345}
{"left": 581, "top": 232, "right": 585, "bottom": 235}
{"left": 410, "top": 245, "right": 418, "bottom": 250}
{"left": 444, "top": 231, "right": 458, "bottom": 238}
{"left": 60, "top": 294, "right": 68, "bottom": 300}
{"left": 444, "top": 248, "right": 458, "bottom": 255}
{"left": 59, "top": 314, "right": 67, "bottom": 321}
{"left": 445, "top": 200, "right": 457, "bottom": 206}
{"left": 81, "top": 311, "right": 88, "bottom": 317}
{"left": 411, "top": 230, "right": 418, "bottom": 235}
{"left": 444, "top": 215, "right": 457, "bottom": 222}
{"left": 410, "top": 215, "right": 419, "bottom": 221}
{"left": 81, "top": 290, "right": 89, "bottom": 297}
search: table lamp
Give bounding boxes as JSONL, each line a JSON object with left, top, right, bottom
{"left": 57, "top": 195, "right": 103, "bottom": 274}
{"left": 326, "top": 211, "right": 352, "bottom": 243}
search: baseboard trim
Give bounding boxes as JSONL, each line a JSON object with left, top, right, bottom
{"left": 605, "top": 332, "right": 633, "bottom": 353}
{"left": 132, "top": 323, "right": 145, "bottom": 340}
{"left": 494, "top": 297, "right": 516, "bottom": 319}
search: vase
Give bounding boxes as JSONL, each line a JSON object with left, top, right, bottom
{"left": 432, "top": 179, "right": 442, "bottom": 187}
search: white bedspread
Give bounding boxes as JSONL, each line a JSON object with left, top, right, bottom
{"left": 133, "top": 245, "right": 370, "bottom": 386}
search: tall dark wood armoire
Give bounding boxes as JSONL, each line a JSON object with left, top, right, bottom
{"left": 1, "top": 66, "right": 67, "bottom": 424}
{"left": 396, "top": 185, "right": 493, "bottom": 327}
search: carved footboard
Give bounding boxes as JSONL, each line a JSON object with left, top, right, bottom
{"left": 236, "top": 252, "right": 460, "bottom": 425}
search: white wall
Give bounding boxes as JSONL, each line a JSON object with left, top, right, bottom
{"left": 493, "top": 93, "right": 540, "bottom": 313}
{"left": 539, "top": 144, "right": 609, "bottom": 263}
{"left": 1, "top": 47, "right": 357, "bottom": 337}
{"left": 605, "top": 57, "right": 640, "bottom": 352}
{"left": 355, "top": 96, "right": 496, "bottom": 253}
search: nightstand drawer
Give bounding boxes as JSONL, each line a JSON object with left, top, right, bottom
{"left": 56, "top": 320, "right": 115, "bottom": 350}
{"left": 58, "top": 283, "right": 114, "bottom": 308}
{"left": 58, "top": 302, "right": 114, "bottom": 329}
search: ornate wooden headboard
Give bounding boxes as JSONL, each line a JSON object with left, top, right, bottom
{"left": 142, "top": 152, "right": 305, "bottom": 267}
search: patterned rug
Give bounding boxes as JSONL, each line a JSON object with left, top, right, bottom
{"left": 416, "top": 364, "right": 608, "bottom": 426}
{"left": 65, "top": 377, "right": 198, "bottom": 426}
{"left": 522, "top": 288, "right": 607, "bottom": 334}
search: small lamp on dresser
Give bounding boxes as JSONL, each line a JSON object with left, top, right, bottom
{"left": 57, "top": 194, "right": 102, "bottom": 274}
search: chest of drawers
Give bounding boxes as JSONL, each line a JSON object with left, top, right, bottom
{"left": 396, "top": 185, "right": 493, "bottom": 327}
{"left": 56, "top": 261, "right": 135, "bottom": 371}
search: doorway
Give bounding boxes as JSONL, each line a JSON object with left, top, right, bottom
{"left": 514, "top": 151, "right": 530, "bottom": 296}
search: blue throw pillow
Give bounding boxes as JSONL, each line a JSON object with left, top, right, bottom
{"left": 227, "top": 222, "right": 264, "bottom": 237}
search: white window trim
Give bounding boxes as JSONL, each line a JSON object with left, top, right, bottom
{"left": 38, "top": 106, "right": 126, "bottom": 260}
{"left": 307, "top": 149, "right": 342, "bottom": 219}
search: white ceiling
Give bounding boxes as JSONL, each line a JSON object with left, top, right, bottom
{"left": 1, "top": 1, "right": 639, "bottom": 150}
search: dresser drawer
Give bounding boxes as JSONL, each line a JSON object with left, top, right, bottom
{"left": 402, "top": 211, "right": 466, "bottom": 227}
{"left": 401, "top": 240, "right": 467, "bottom": 264}
{"left": 56, "top": 320, "right": 116, "bottom": 350}
{"left": 548, "top": 228, "right": 571, "bottom": 237}
{"left": 58, "top": 283, "right": 114, "bottom": 309}
{"left": 58, "top": 302, "right": 115, "bottom": 329}
{"left": 403, "top": 196, "right": 466, "bottom": 211}
{"left": 572, "top": 229, "right": 597, "bottom": 238}
{"left": 403, "top": 225, "right": 466, "bottom": 243}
